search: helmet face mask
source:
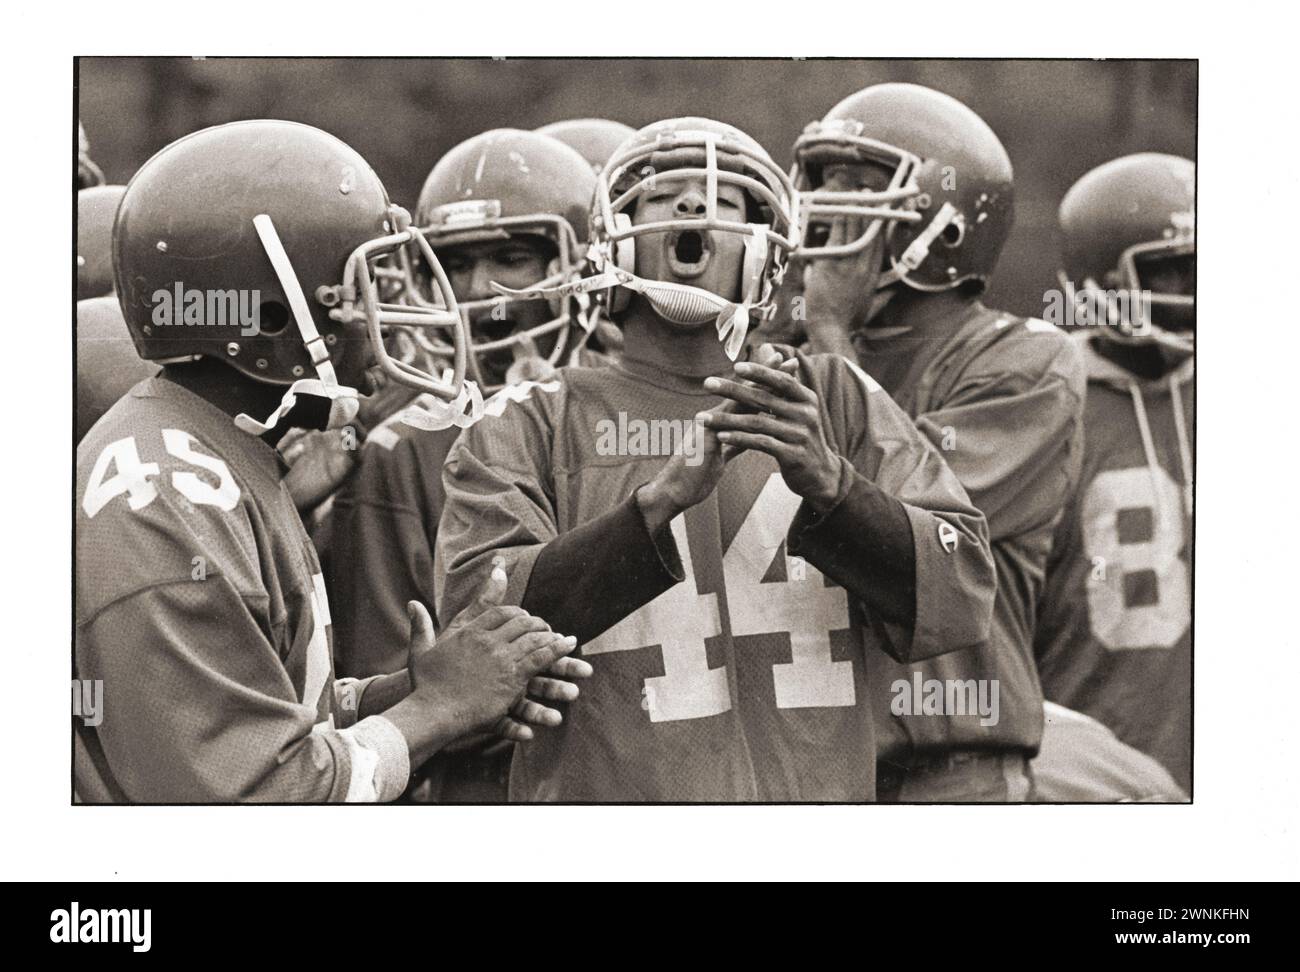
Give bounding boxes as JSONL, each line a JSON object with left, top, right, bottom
{"left": 1125, "top": 241, "right": 1195, "bottom": 318}
{"left": 315, "top": 211, "right": 468, "bottom": 400}
{"left": 1059, "top": 152, "right": 1195, "bottom": 355}
{"left": 631, "top": 177, "right": 751, "bottom": 311}
{"left": 432, "top": 231, "right": 574, "bottom": 389}
{"left": 792, "top": 84, "right": 1014, "bottom": 295}
{"left": 589, "top": 117, "right": 800, "bottom": 358}
{"left": 113, "top": 120, "right": 470, "bottom": 435}
{"left": 794, "top": 123, "right": 923, "bottom": 259}
{"left": 403, "top": 129, "right": 597, "bottom": 394}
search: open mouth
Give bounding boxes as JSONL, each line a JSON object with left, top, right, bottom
{"left": 469, "top": 310, "right": 518, "bottom": 344}
{"left": 666, "top": 230, "right": 712, "bottom": 279}
{"left": 465, "top": 312, "right": 516, "bottom": 382}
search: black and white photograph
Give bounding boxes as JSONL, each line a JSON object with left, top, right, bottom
{"left": 73, "top": 57, "right": 1196, "bottom": 807}
{"left": 4, "top": 5, "right": 1298, "bottom": 903}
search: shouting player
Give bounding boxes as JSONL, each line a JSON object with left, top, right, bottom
{"left": 1033, "top": 153, "right": 1195, "bottom": 797}
{"left": 435, "top": 117, "right": 996, "bottom": 802}
{"left": 75, "top": 120, "right": 589, "bottom": 802}
{"left": 793, "top": 83, "right": 1086, "bottom": 801}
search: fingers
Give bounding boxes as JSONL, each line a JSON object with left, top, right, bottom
{"left": 750, "top": 343, "right": 785, "bottom": 369}
{"left": 511, "top": 697, "right": 563, "bottom": 728}
{"left": 516, "top": 632, "right": 578, "bottom": 676}
{"left": 495, "top": 612, "right": 553, "bottom": 642}
{"left": 702, "top": 377, "right": 798, "bottom": 419}
{"left": 546, "top": 655, "right": 593, "bottom": 679}
{"left": 714, "top": 429, "right": 791, "bottom": 461}
{"left": 406, "top": 601, "right": 435, "bottom": 654}
{"left": 471, "top": 604, "right": 531, "bottom": 631}
{"left": 703, "top": 409, "right": 802, "bottom": 444}
{"left": 527, "top": 675, "right": 581, "bottom": 703}
{"left": 826, "top": 212, "right": 866, "bottom": 253}
{"left": 733, "top": 360, "right": 817, "bottom": 404}
{"left": 494, "top": 716, "right": 534, "bottom": 743}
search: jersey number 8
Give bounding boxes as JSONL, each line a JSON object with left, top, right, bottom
{"left": 1082, "top": 465, "right": 1189, "bottom": 651}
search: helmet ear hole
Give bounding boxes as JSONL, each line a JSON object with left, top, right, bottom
{"left": 940, "top": 221, "right": 965, "bottom": 247}
{"left": 258, "top": 299, "right": 291, "bottom": 336}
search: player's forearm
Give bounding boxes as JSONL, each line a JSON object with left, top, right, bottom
{"left": 521, "top": 492, "right": 684, "bottom": 644}
{"left": 634, "top": 476, "right": 681, "bottom": 534}
{"left": 788, "top": 457, "right": 918, "bottom": 626}
{"left": 355, "top": 670, "right": 413, "bottom": 718}
{"left": 379, "top": 696, "right": 462, "bottom": 770}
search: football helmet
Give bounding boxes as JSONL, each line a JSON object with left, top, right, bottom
{"left": 113, "top": 120, "right": 470, "bottom": 435}
{"left": 76, "top": 296, "right": 158, "bottom": 442}
{"left": 793, "top": 83, "right": 1014, "bottom": 293}
{"left": 78, "top": 121, "right": 105, "bottom": 190}
{"left": 1058, "top": 153, "right": 1195, "bottom": 353}
{"left": 77, "top": 185, "right": 126, "bottom": 300}
{"left": 576, "top": 117, "right": 799, "bottom": 359}
{"left": 536, "top": 118, "right": 636, "bottom": 174}
{"left": 409, "top": 128, "right": 597, "bottom": 392}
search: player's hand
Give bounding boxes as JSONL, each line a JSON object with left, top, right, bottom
{"left": 492, "top": 653, "right": 595, "bottom": 743}
{"left": 801, "top": 213, "right": 880, "bottom": 357}
{"left": 442, "top": 647, "right": 596, "bottom": 752}
{"left": 405, "top": 565, "right": 582, "bottom": 742}
{"left": 280, "top": 428, "right": 357, "bottom": 512}
{"left": 634, "top": 402, "right": 732, "bottom": 532}
{"left": 701, "top": 343, "right": 845, "bottom": 512}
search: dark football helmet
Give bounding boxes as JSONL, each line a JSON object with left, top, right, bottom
{"left": 76, "top": 296, "right": 158, "bottom": 442}
{"left": 1058, "top": 153, "right": 1195, "bottom": 353}
{"left": 409, "top": 128, "right": 597, "bottom": 392}
{"left": 793, "top": 83, "right": 1014, "bottom": 294}
{"left": 536, "top": 118, "right": 636, "bottom": 174}
{"left": 113, "top": 120, "right": 469, "bottom": 434}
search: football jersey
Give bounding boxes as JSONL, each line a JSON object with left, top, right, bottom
{"left": 1034, "top": 334, "right": 1193, "bottom": 791}
{"left": 330, "top": 381, "right": 564, "bottom": 676}
{"left": 326, "top": 346, "right": 614, "bottom": 676}
{"left": 856, "top": 302, "right": 1087, "bottom": 761}
{"left": 76, "top": 376, "right": 405, "bottom": 802}
{"left": 436, "top": 352, "right": 995, "bottom": 801}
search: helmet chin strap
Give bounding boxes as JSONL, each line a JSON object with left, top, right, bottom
{"left": 876, "top": 202, "right": 960, "bottom": 292}
{"left": 235, "top": 214, "right": 361, "bottom": 437}
{"left": 396, "top": 368, "right": 486, "bottom": 431}
{"left": 490, "top": 228, "right": 769, "bottom": 362}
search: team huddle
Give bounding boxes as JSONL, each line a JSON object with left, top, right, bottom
{"left": 74, "top": 81, "right": 1194, "bottom": 803}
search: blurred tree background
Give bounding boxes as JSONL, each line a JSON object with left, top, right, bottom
{"left": 77, "top": 58, "right": 1195, "bottom": 319}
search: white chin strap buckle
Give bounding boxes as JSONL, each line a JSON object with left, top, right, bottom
{"left": 490, "top": 251, "right": 760, "bottom": 362}
{"left": 397, "top": 375, "right": 486, "bottom": 432}
{"left": 235, "top": 213, "right": 360, "bottom": 437}
{"left": 234, "top": 379, "right": 360, "bottom": 436}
